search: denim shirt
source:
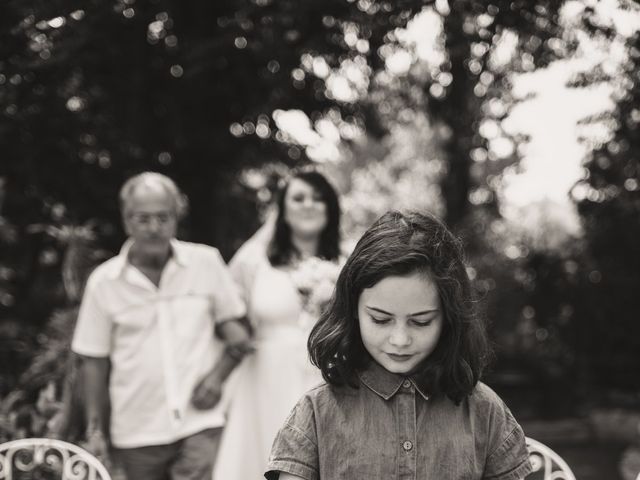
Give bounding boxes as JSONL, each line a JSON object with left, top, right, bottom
{"left": 265, "top": 361, "right": 532, "bottom": 480}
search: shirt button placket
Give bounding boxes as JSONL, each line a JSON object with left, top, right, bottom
{"left": 158, "top": 301, "right": 180, "bottom": 428}
{"left": 397, "top": 381, "right": 417, "bottom": 480}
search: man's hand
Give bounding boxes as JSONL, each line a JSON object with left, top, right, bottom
{"left": 191, "top": 370, "right": 224, "bottom": 410}
{"left": 192, "top": 319, "right": 253, "bottom": 410}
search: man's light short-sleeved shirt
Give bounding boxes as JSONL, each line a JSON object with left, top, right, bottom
{"left": 71, "top": 239, "right": 246, "bottom": 448}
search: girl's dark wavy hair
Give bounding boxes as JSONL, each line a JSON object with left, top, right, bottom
{"left": 308, "top": 210, "right": 491, "bottom": 404}
{"left": 267, "top": 170, "right": 341, "bottom": 266}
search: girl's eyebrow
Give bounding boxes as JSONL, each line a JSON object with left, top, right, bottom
{"left": 365, "top": 306, "right": 439, "bottom": 316}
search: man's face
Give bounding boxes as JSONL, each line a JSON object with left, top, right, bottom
{"left": 123, "top": 186, "right": 178, "bottom": 257}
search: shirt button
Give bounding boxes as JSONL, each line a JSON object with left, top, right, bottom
{"left": 402, "top": 440, "right": 413, "bottom": 451}
{"left": 402, "top": 380, "right": 411, "bottom": 389}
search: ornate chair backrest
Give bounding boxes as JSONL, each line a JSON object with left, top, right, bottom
{"left": 0, "top": 437, "right": 111, "bottom": 480}
{"left": 526, "top": 436, "right": 576, "bottom": 480}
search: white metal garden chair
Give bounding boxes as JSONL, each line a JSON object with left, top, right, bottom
{"left": 526, "top": 436, "right": 577, "bottom": 480}
{"left": 0, "top": 437, "right": 111, "bottom": 480}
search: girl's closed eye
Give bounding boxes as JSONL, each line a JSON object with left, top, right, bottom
{"left": 370, "top": 315, "right": 391, "bottom": 324}
{"left": 410, "top": 312, "right": 439, "bottom": 327}
{"left": 365, "top": 307, "right": 392, "bottom": 324}
{"left": 411, "top": 318, "right": 433, "bottom": 327}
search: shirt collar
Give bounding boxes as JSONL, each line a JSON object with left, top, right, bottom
{"left": 169, "top": 239, "right": 189, "bottom": 266}
{"left": 357, "top": 359, "right": 431, "bottom": 401}
{"left": 108, "top": 238, "right": 188, "bottom": 279}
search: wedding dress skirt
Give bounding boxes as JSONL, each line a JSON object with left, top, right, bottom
{"left": 213, "top": 253, "right": 322, "bottom": 480}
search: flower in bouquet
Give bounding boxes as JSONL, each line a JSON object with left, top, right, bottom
{"left": 289, "top": 256, "right": 342, "bottom": 330}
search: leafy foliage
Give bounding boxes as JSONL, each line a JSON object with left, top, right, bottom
{"left": 573, "top": 30, "right": 640, "bottom": 390}
{"left": 0, "top": 308, "right": 78, "bottom": 443}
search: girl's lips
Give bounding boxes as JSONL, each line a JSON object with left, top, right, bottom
{"left": 386, "top": 353, "right": 413, "bottom": 362}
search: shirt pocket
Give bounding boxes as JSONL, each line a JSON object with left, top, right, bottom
{"left": 112, "top": 302, "right": 155, "bottom": 333}
{"left": 167, "top": 293, "right": 213, "bottom": 339}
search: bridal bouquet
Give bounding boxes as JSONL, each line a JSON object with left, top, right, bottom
{"left": 289, "top": 256, "right": 342, "bottom": 330}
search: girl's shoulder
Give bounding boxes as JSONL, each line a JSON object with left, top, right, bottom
{"left": 470, "top": 381, "right": 503, "bottom": 402}
{"left": 293, "top": 381, "right": 359, "bottom": 415}
{"left": 465, "top": 382, "right": 524, "bottom": 433}
{"left": 306, "top": 380, "right": 358, "bottom": 401}
{"left": 281, "top": 382, "right": 364, "bottom": 441}
{"left": 467, "top": 381, "right": 511, "bottom": 413}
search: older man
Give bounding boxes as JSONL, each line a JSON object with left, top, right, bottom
{"left": 71, "top": 172, "right": 251, "bottom": 480}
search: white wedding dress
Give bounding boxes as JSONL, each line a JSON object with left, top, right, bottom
{"left": 213, "top": 240, "right": 323, "bottom": 480}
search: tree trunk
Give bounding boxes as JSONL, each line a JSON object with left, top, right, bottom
{"left": 434, "top": 7, "right": 476, "bottom": 229}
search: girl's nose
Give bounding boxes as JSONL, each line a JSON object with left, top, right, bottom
{"left": 389, "top": 326, "right": 411, "bottom": 347}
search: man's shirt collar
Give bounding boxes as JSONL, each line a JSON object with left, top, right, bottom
{"left": 108, "top": 238, "right": 188, "bottom": 279}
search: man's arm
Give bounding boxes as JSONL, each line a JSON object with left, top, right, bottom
{"left": 80, "top": 355, "right": 110, "bottom": 458}
{"left": 191, "top": 317, "right": 253, "bottom": 410}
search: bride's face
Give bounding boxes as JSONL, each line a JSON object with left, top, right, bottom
{"left": 284, "top": 178, "right": 328, "bottom": 239}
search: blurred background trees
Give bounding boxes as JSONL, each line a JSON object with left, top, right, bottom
{"left": 572, "top": 26, "right": 640, "bottom": 394}
{"left": 1, "top": 0, "right": 639, "bottom": 443}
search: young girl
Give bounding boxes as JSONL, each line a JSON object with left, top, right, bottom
{"left": 265, "top": 211, "right": 533, "bottom": 480}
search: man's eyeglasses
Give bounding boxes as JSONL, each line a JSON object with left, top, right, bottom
{"left": 128, "top": 212, "right": 175, "bottom": 226}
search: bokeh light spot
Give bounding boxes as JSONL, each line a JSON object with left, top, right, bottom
{"left": 255, "top": 124, "right": 270, "bottom": 138}
{"left": 158, "top": 152, "right": 172, "bottom": 165}
{"left": 588, "top": 270, "right": 602, "bottom": 283}
{"left": 230, "top": 123, "right": 244, "bottom": 137}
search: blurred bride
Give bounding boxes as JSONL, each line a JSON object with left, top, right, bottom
{"left": 213, "top": 169, "right": 343, "bottom": 480}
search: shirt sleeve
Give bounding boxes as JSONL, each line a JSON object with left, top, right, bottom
{"left": 228, "top": 239, "right": 264, "bottom": 306}
{"left": 483, "top": 401, "right": 533, "bottom": 480}
{"left": 70, "top": 274, "right": 112, "bottom": 357}
{"left": 208, "top": 248, "right": 247, "bottom": 323}
{"left": 265, "top": 396, "right": 319, "bottom": 480}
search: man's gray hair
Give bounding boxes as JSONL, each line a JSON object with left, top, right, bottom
{"left": 119, "top": 172, "right": 188, "bottom": 218}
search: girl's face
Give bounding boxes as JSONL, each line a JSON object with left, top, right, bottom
{"left": 283, "top": 178, "right": 328, "bottom": 239}
{"left": 357, "top": 271, "right": 443, "bottom": 375}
